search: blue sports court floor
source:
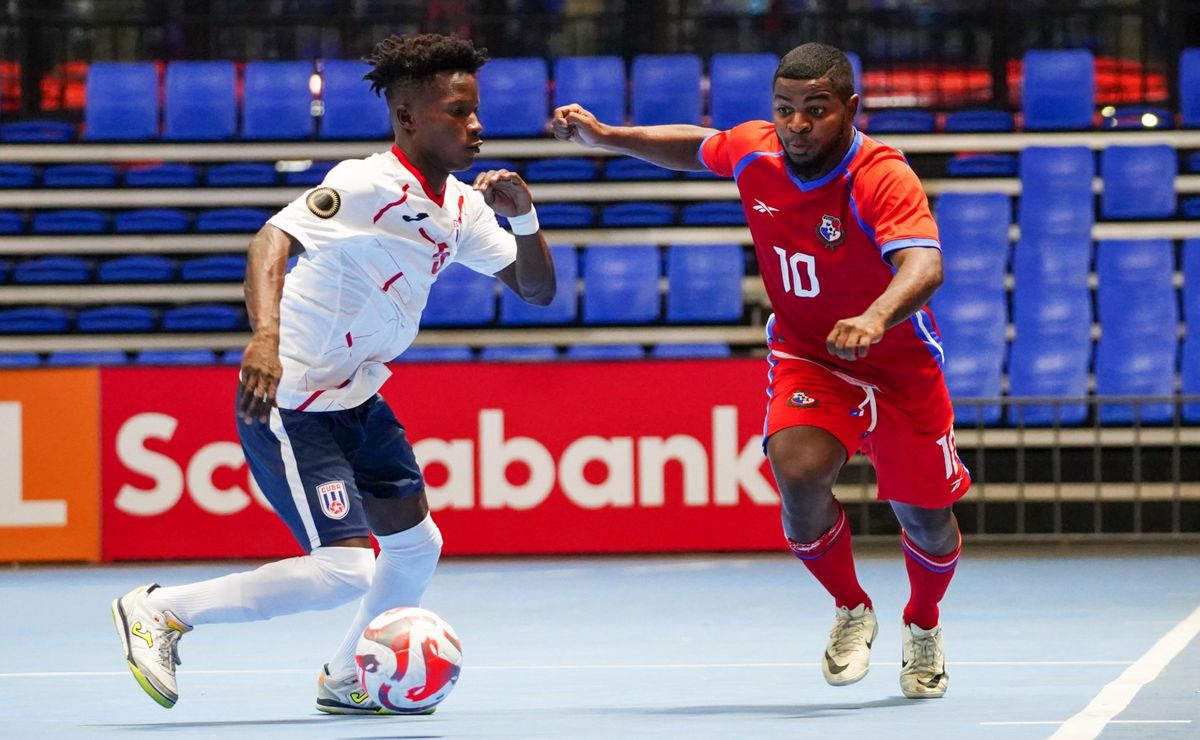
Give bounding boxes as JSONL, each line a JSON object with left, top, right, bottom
{"left": 3, "top": 543, "right": 1198, "bottom": 739}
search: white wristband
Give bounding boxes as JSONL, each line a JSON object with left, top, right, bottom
{"left": 507, "top": 206, "right": 539, "bottom": 236}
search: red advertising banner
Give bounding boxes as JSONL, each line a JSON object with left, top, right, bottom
{"left": 101, "top": 361, "right": 784, "bottom": 560}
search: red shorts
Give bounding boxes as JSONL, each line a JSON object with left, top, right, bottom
{"left": 764, "top": 355, "right": 971, "bottom": 508}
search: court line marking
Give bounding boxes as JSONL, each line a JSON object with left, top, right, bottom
{"left": 0, "top": 659, "right": 1134, "bottom": 678}
{"left": 985, "top": 720, "right": 1192, "bottom": 727}
{"left": 1049, "top": 603, "right": 1200, "bottom": 740}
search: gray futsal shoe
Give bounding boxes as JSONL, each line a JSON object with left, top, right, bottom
{"left": 316, "top": 664, "right": 435, "bottom": 716}
{"left": 900, "top": 622, "right": 948, "bottom": 698}
{"left": 822, "top": 603, "right": 878, "bottom": 686}
{"left": 111, "top": 584, "right": 191, "bottom": 708}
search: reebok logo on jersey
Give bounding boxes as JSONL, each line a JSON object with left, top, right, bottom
{"left": 816, "top": 214, "right": 845, "bottom": 248}
{"left": 316, "top": 480, "right": 350, "bottom": 519}
{"left": 306, "top": 188, "right": 341, "bottom": 219}
{"left": 752, "top": 199, "right": 780, "bottom": 216}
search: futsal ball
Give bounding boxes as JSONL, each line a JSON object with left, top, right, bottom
{"left": 355, "top": 607, "right": 463, "bottom": 713}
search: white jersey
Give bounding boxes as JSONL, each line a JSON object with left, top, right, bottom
{"left": 266, "top": 146, "right": 517, "bottom": 411}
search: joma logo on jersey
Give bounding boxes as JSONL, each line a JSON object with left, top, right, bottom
{"left": 317, "top": 480, "right": 350, "bottom": 520}
{"left": 752, "top": 199, "right": 780, "bottom": 216}
{"left": 816, "top": 214, "right": 845, "bottom": 248}
{"left": 787, "top": 391, "right": 819, "bottom": 408}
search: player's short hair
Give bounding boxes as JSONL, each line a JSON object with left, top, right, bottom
{"left": 363, "top": 33, "right": 489, "bottom": 97}
{"left": 775, "top": 42, "right": 855, "bottom": 101}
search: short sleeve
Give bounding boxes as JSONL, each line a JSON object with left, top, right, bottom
{"left": 699, "top": 130, "right": 734, "bottom": 177}
{"left": 267, "top": 160, "right": 380, "bottom": 252}
{"left": 454, "top": 188, "right": 518, "bottom": 275}
{"left": 853, "top": 158, "right": 940, "bottom": 262}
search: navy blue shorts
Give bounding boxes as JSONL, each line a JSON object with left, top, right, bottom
{"left": 237, "top": 391, "right": 424, "bottom": 552}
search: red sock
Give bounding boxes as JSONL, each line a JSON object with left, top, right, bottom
{"left": 787, "top": 503, "right": 871, "bottom": 610}
{"left": 901, "top": 529, "right": 961, "bottom": 629}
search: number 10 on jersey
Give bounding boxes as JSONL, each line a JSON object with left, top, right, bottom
{"left": 773, "top": 246, "right": 820, "bottom": 298}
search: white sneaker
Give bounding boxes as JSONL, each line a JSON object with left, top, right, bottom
{"left": 822, "top": 603, "right": 878, "bottom": 686}
{"left": 900, "top": 622, "right": 948, "bottom": 698}
{"left": 111, "top": 584, "right": 191, "bottom": 708}
{"left": 315, "top": 664, "right": 435, "bottom": 716}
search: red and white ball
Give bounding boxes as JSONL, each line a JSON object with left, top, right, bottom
{"left": 355, "top": 607, "right": 463, "bottom": 713}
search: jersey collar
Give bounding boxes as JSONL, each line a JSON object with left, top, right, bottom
{"left": 785, "top": 128, "right": 862, "bottom": 192}
{"left": 390, "top": 145, "right": 447, "bottom": 207}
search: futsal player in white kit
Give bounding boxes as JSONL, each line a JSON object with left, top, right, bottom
{"left": 111, "top": 34, "right": 555, "bottom": 714}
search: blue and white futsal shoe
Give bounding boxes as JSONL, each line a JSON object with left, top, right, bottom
{"left": 822, "top": 603, "right": 878, "bottom": 686}
{"left": 111, "top": 584, "right": 191, "bottom": 708}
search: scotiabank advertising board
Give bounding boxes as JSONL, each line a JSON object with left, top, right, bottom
{"left": 101, "top": 361, "right": 783, "bottom": 560}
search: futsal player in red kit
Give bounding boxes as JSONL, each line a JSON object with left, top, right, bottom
{"left": 553, "top": 42, "right": 968, "bottom": 698}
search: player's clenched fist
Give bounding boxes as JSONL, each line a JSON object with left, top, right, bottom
{"left": 551, "top": 104, "right": 607, "bottom": 147}
{"left": 472, "top": 169, "right": 533, "bottom": 218}
{"left": 826, "top": 314, "right": 885, "bottom": 361}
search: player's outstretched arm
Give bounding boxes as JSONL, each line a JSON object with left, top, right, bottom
{"left": 475, "top": 169, "right": 556, "bottom": 306}
{"left": 239, "top": 224, "right": 302, "bottom": 422}
{"left": 826, "top": 247, "right": 944, "bottom": 362}
{"left": 552, "top": 103, "right": 718, "bottom": 172}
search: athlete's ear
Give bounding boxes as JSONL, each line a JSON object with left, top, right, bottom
{"left": 845, "top": 93, "right": 860, "bottom": 123}
{"left": 395, "top": 102, "right": 417, "bottom": 134}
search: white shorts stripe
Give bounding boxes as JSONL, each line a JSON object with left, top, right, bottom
{"left": 269, "top": 407, "right": 321, "bottom": 549}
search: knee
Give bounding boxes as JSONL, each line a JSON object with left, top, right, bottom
{"left": 771, "top": 453, "right": 841, "bottom": 497}
{"left": 311, "top": 546, "right": 376, "bottom": 596}
{"left": 899, "top": 508, "right": 959, "bottom": 555}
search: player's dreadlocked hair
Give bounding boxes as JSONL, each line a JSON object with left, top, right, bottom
{"left": 775, "top": 42, "right": 855, "bottom": 101}
{"left": 363, "top": 33, "right": 489, "bottom": 96}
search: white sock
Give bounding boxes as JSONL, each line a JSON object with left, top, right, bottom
{"left": 147, "top": 546, "right": 375, "bottom": 626}
{"left": 325, "top": 514, "right": 443, "bottom": 679}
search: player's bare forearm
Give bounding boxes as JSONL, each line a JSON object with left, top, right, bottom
{"left": 243, "top": 224, "right": 296, "bottom": 338}
{"left": 498, "top": 233, "right": 556, "bottom": 306}
{"left": 552, "top": 104, "right": 716, "bottom": 171}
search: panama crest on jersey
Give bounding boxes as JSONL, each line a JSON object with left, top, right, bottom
{"left": 816, "top": 214, "right": 845, "bottom": 249}
{"left": 317, "top": 480, "right": 350, "bottom": 520}
{"left": 787, "top": 391, "right": 819, "bottom": 409}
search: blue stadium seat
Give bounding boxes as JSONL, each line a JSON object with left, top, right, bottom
{"left": 1100, "top": 145, "right": 1177, "bottom": 219}
{"left": 945, "top": 154, "right": 1018, "bottom": 177}
{"left": 77, "top": 305, "right": 157, "bottom": 332}
{"left": 162, "top": 304, "right": 245, "bottom": 331}
{"left": 1018, "top": 147, "right": 1094, "bottom": 235}
{"left": 458, "top": 159, "right": 518, "bottom": 184}
{"left": 1180, "top": 47, "right": 1200, "bottom": 128}
{"left": 1095, "top": 239, "right": 1176, "bottom": 342}
{"left": 1006, "top": 334, "right": 1090, "bottom": 426}
{"left": 942, "top": 345, "right": 1003, "bottom": 426}
{"left": 243, "top": 61, "right": 314, "bottom": 140}
{"left": 136, "top": 349, "right": 219, "bottom": 365}
{"left": 319, "top": 59, "right": 391, "bottom": 140}
{"left": 666, "top": 244, "right": 744, "bottom": 323}
{"left": 582, "top": 245, "right": 660, "bottom": 324}
{"left": 0, "top": 211, "right": 21, "bottom": 234}
{"left": 394, "top": 346, "right": 474, "bottom": 362}
{"left": 1189, "top": 152, "right": 1200, "bottom": 173}
{"left": 98, "top": 255, "right": 176, "bottom": 283}
{"left": 1101, "top": 106, "right": 1173, "bottom": 130}
{"left": 196, "top": 208, "right": 270, "bottom": 232}
{"left": 31, "top": 209, "right": 108, "bottom": 234}
{"left": 651, "top": 342, "right": 732, "bottom": 359}
{"left": 181, "top": 255, "right": 246, "bottom": 282}
{"left": 83, "top": 62, "right": 159, "bottom": 141}
{"left": 500, "top": 245, "right": 578, "bottom": 326}
{"left": 535, "top": 203, "right": 594, "bottom": 228}
{"left": 1183, "top": 239, "right": 1200, "bottom": 329}
{"left": 680, "top": 202, "right": 745, "bottom": 225}
{"left": 565, "top": 344, "right": 645, "bottom": 360}
{"left": 935, "top": 192, "right": 1011, "bottom": 288}
{"left": 1022, "top": 50, "right": 1095, "bottom": 131}
{"left": 12, "top": 256, "right": 91, "bottom": 284}
{"left": 865, "top": 110, "right": 935, "bottom": 134}
{"left": 523, "top": 158, "right": 598, "bottom": 182}
{"left": 164, "top": 61, "right": 237, "bottom": 141}
{"left": 1183, "top": 197, "right": 1200, "bottom": 219}
{"left": 47, "top": 351, "right": 127, "bottom": 367}
{"left": 604, "top": 157, "right": 675, "bottom": 181}
{"left": 125, "top": 163, "right": 199, "bottom": 187}
{"left": 931, "top": 285, "right": 1007, "bottom": 358}
{"left": 283, "top": 161, "right": 335, "bottom": 186}
{"left": 553, "top": 56, "right": 625, "bottom": 126}
{"left": 221, "top": 349, "right": 244, "bottom": 365}
{"left": 0, "top": 307, "right": 71, "bottom": 333}
{"left": 0, "top": 163, "right": 36, "bottom": 188}
{"left": 477, "top": 58, "right": 548, "bottom": 137}
{"left": 1183, "top": 337, "right": 1200, "bottom": 422}
{"left": 0, "top": 120, "right": 75, "bottom": 142}
{"left": 479, "top": 345, "right": 559, "bottom": 362}
{"left": 1012, "top": 282, "right": 1091, "bottom": 342}
{"left": 601, "top": 203, "right": 674, "bottom": 227}
{"left": 205, "top": 162, "right": 277, "bottom": 187}
{"left": 1011, "top": 232, "right": 1092, "bottom": 289}
{"left": 631, "top": 54, "right": 702, "bottom": 126}
{"left": 1093, "top": 336, "right": 1176, "bottom": 424}
{"left": 42, "top": 164, "right": 118, "bottom": 188}
{"left": 709, "top": 53, "right": 778, "bottom": 131}
{"left": 944, "top": 109, "right": 1015, "bottom": 133}
{"left": 421, "top": 264, "right": 497, "bottom": 327}
{"left": 114, "top": 208, "right": 190, "bottom": 233}
{"left": 0, "top": 259, "right": 8, "bottom": 282}
{"left": 0, "top": 353, "right": 41, "bottom": 368}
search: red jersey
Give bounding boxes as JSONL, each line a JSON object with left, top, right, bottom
{"left": 699, "top": 121, "right": 945, "bottom": 393}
